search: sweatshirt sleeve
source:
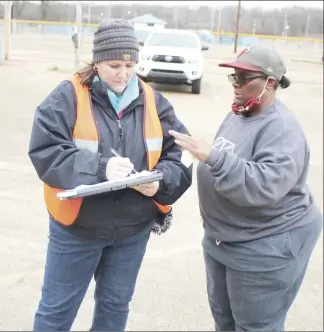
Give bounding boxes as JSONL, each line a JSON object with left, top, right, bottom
{"left": 205, "top": 119, "right": 302, "bottom": 208}
{"left": 28, "top": 81, "right": 108, "bottom": 190}
{"left": 151, "top": 91, "right": 193, "bottom": 206}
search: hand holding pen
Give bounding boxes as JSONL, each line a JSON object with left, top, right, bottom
{"left": 110, "top": 149, "right": 137, "bottom": 175}
{"left": 110, "top": 149, "right": 159, "bottom": 196}
{"left": 104, "top": 148, "right": 136, "bottom": 180}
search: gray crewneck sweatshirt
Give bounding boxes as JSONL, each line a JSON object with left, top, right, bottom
{"left": 197, "top": 100, "right": 322, "bottom": 242}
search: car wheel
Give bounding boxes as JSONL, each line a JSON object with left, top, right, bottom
{"left": 192, "top": 77, "right": 202, "bottom": 94}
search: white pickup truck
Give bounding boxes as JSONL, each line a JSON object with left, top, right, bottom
{"left": 136, "top": 29, "right": 209, "bottom": 94}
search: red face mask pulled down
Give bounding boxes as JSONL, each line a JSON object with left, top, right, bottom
{"left": 232, "top": 76, "right": 271, "bottom": 115}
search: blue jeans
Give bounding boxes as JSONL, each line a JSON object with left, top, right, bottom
{"left": 202, "top": 218, "right": 323, "bottom": 331}
{"left": 33, "top": 219, "right": 151, "bottom": 331}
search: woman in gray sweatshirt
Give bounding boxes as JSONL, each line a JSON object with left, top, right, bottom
{"left": 169, "top": 44, "right": 322, "bottom": 331}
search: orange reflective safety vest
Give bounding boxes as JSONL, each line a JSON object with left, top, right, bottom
{"left": 44, "top": 75, "right": 171, "bottom": 226}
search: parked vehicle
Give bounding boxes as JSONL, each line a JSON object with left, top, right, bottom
{"left": 136, "top": 29, "right": 208, "bottom": 94}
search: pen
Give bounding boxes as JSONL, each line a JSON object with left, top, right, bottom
{"left": 110, "top": 148, "right": 137, "bottom": 174}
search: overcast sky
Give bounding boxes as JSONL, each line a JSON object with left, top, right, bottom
{"left": 88, "top": 1, "right": 323, "bottom": 9}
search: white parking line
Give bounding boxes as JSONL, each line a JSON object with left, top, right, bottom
{"left": 211, "top": 82, "right": 221, "bottom": 103}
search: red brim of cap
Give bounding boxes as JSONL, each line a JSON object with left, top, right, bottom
{"left": 218, "top": 61, "right": 261, "bottom": 72}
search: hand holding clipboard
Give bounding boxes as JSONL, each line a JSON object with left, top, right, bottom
{"left": 57, "top": 171, "right": 163, "bottom": 200}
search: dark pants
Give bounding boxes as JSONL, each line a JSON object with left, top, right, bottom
{"left": 33, "top": 219, "right": 151, "bottom": 332}
{"left": 202, "top": 218, "right": 322, "bottom": 331}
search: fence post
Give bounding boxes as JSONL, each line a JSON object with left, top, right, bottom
{"left": 74, "top": 1, "right": 82, "bottom": 69}
{"left": 3, "top": 1, "right": 12, "bottom": 61}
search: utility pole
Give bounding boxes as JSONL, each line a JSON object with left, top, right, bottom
{"left": 233, "top": 0, "right": 241, "bottom": 53}
{"left": 75, "top": 1, "right": 82, "bottom": 69}
{"left": 107, "top": 4, "right": 111, "bottom": 20}
{"left": 210, "top": 7, "right": 215, "bottom": 32}
{"left": 88, "top": 3, "right": 92, "bottom": 24}
{"left": 252, "top": 19, "right": 256, "bottom": 35}
{"left": 173, "top": 7, "right": 179, "bottom": 29}
{"left": 216, "top": 8, "right": 222, "bottom": 44}
{"left": 305, "top": 11, "right": 310, "bottom": 37}
{"left": 10, "top": 2, "right": 14, "bottom": 33}
{"left": 282, "top": 11, "right": 289, "bottom": 38}
{"left": 3, "top": 1, "right": 12, "bottom": 60}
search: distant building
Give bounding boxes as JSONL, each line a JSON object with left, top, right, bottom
{"left": 128, "top": 14, "right": 167, "bottom": 30}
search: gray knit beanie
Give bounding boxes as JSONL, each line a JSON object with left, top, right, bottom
{"left": 92, "top": 19, "right": 139, "bottom": 63}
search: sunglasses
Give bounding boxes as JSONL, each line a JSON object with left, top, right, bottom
{"left": 228, "top": 73, "right": 268, "bottom": 86}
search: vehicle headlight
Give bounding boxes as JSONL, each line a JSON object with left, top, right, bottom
{"left": 188, "top": 59, "right": 198, "bottom": 64}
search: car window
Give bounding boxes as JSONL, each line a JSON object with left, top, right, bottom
{"left": 135, "top": 29, "right": 151, "bottom": 43}
{"left": 146, "top": 33, "right": 199, "bottom": 49}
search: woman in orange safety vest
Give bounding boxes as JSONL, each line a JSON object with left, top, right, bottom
{"left": 28, "top": 19, "right": 192, "bottom": 332}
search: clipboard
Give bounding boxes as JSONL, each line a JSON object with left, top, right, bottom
{"left": 57, "top": 171, "right": 164, "bottom": 200}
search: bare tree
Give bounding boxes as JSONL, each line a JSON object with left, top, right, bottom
{"left": 12, "top": 0, "right": 26, "bottom": 19}
{"left": 1, "top": 1, "right": 322, "bottom": 38}
{"left": 40, "top": 0, "right": 51, "bottom": 21}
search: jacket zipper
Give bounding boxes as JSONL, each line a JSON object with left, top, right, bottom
{"left": 116, "top": 119, "right": 124, "bottom": 155}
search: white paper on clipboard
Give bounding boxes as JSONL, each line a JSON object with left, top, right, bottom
{"left": 57, "top": 171, "right": 163, "bottom": 200}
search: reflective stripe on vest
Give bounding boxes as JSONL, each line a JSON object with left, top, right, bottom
{"left": 73, "top": 139, "right": 98, "bottom": 153}
{"left": 44, "top": 75, "right": 171, "bottom": 226}
{"left": 140, "top": 80, "right": 171, "bottom": 215}
{"left": 146, "top": 138, "right": 163, "bottom": 153}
